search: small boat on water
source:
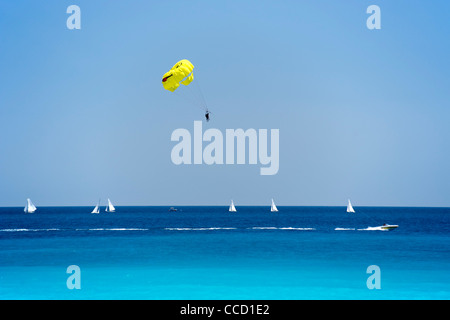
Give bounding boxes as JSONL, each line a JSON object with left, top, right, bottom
{"left": 105, "top": 199, "right": 115, "bottom": 212}
{"left": 270, "top": 198, "right": 278, "bottom": 212}
{"left": 229, "top": 200, "right": 236, "bottom": 212}
{"left": 347, "top": 199, "right": 355, "bottom": 213}
{"left": 379, "top": 224, "right": 399, "bottom": 231}
{"left": 24, "top": 198, "right": 37, "bottom": 213}
{"left": 169, "top": 207, "right": 178, "bottom": 212}
{"left": 91, "top": 199, "right": 100, "bottom": 214}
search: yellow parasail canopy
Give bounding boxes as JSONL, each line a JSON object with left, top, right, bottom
{"left": 162, "top": 59, "right": 194, "bottom": 92}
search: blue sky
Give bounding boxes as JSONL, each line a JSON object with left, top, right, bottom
{"left": 0, "top": 0, "right": 449, "bottom": 206}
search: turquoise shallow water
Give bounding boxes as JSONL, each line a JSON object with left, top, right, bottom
{"left": 0, "top": 206, "right": 449, "bottom": 299}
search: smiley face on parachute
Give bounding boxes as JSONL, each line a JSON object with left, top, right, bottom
{"left": 161, "top": 59, "right": 194, "bottom": 92}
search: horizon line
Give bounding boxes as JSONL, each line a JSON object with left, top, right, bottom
{"left": 1, "top": 204, "right": 449, "bottom": 209}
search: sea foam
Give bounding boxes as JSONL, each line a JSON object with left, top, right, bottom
{"left": 250, "top": 227, "right": 315, "bottom": 231}
{"left": 165, "top": 227, "right": 237, "bottom": 231}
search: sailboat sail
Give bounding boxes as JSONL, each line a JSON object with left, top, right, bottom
{"left": 105, "top": 198, "right": 115, "bottom": 212}
{"left": 347, "top": 199, "right": 355, "bottom": 213}
{"left": 24, "top": 198, "right": 37, "bottom": 213}
{"left": 271, "top": 198, "right": 278, "bottom": 212}
{"left": 229, "top": 200, "right": 236, "bottom": 212}
{"left": 91, "top": 199, "right": 100, "bottom": 214}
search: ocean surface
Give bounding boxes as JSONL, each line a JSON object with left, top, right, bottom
{"left": 0, "top": 206, "right": 449, "bottom": 300}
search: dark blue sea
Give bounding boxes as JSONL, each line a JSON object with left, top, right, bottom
{"left": 0, "top": 206, "right": 449, "bottom": 299}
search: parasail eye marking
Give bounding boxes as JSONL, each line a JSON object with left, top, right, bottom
{"left": 162, "top": 74, "right": 173, "bottom": 82}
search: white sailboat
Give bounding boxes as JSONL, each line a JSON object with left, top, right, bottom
{"left": 229, "top": 200, "right": 237, "bottom": 212}
{"left": 91, "top": 199, "right": 100, "bottom": 214}
{"left": 105, "top": 198, "right": 115, "bottom": 212}
{"left": 347, "top": 199, "right": 355, "bottom": 213}
{"left": 24, "top": 198, "right": 37, "bottom": 213}
{"left": 270, "top": 198, "right": 278, "bottom": 212}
